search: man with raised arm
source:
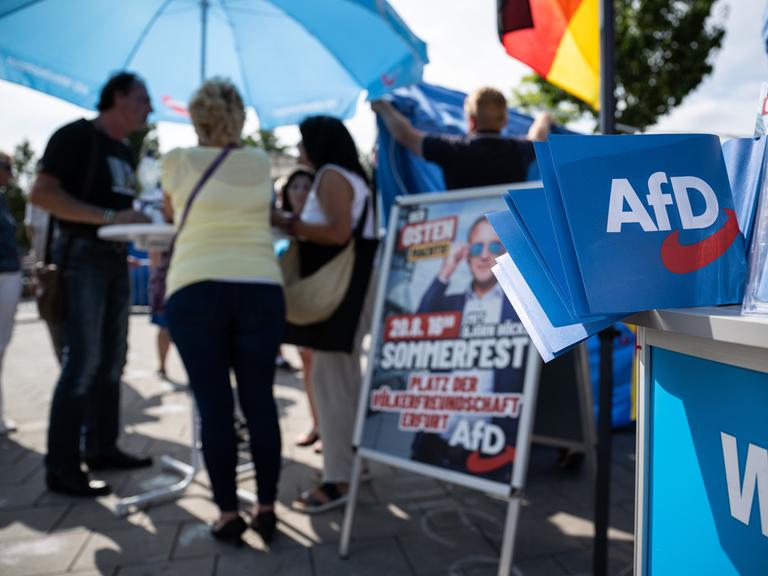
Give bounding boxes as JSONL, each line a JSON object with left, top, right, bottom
{"left": 372, "top": 86, "right": 551, "bottom": 190}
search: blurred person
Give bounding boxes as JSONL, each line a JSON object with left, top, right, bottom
{"left": 372, "top": 87, "right": 552, "bottom": 190}
{"left": 284, "top": 116, "right": 377, "bottom": 514}
{"left": 0, "top": 151, "right": 22, "bottom": 435}
{"left": 279, "top": 166, "right": 313, "bottom": 214}
{"left": 163, "top": 78, "right": 284, "bottom": 545}
{"left": 276, "top": 167, "right": 321, "bottom": 449}
{"left": 30, "top": 72, "right": 154, "bottom": 496}
{"left": 25, "top": 196, "right": 65, "bottom": 363}
{"left": 149, "top": 248, "right": 172, "bottom": 379}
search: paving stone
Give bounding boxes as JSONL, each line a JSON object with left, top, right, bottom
{"left": 314, "top": 537, "right": 413, "bottom": 576}
{"left": 552, "top": 542, "right": 635, "bottom": 576}
{"left": 142, "top": 494, "right": 220, "bottom": 525}
{"left": 0, "top": 437, "right": 29, "bottom": 465}
{"left": 54, "top": 496, "right": 149, "bottom": 532}
{"left": 369, "top": 473, "right": 449, "bottom": 503}
{"left": 396, "top": 527, "right": 497, "bottom": 575}
{"left": 0, "top": 505, "right": 69, "bottom": 542}
{"left": 117, "top": 556, "right": 215, "bottom": 576}
{"left": 0, "top": 477, "right": 48, "bottom": 509}
{"left": 0, "top": 529, "right": 90, "bottom": 576}
{"left": 215, "top": 547, "right": 312, "bottom": 575}
{"left": 0, "top": 451, "right": 44, "bottom": 485}
{"left": 71, "top": 524, "right": 178, "bottom": 571}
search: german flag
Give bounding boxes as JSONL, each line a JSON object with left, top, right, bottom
{"left": 498, "top": 0, "right": 600, "bottom": 109}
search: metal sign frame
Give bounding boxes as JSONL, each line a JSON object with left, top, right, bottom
{"left": 339, "top": 185, "right": 544, "bottom": 575}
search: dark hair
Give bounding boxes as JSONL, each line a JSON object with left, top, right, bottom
{"left": 280, "top": 166, "right": 314, "bottom": 213}
{"left": 467, "top": 215, "right": 490, "bottom": 241}
{"left": 299, "top": 116, "right": 369, "bottom": 186}
{"left": 97, "top": 72, "right": 141, "bottom": 112}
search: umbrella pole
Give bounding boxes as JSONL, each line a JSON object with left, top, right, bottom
{"left": 200, "top": 0, "right": 209, "bottom": 82}
{"left": 594, "top": 2, "right": 616, "bottom": 574}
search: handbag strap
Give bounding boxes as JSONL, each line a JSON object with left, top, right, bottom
{"left": 170, "top": 145, "right": 235, "bottom": 252}
{"left": 353, "top": 194, "right": 371, "bottom": 240}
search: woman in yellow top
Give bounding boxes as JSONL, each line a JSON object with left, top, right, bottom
{"left": 162, "top": 79, "right": 283, "bottom": 546}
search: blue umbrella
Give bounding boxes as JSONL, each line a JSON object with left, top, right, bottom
{"left": 0, "top": 0, "right": 427, "bottom": 128}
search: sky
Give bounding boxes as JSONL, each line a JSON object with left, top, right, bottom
{"left": 0, "top": 0, "right": 766, "bottom": 162}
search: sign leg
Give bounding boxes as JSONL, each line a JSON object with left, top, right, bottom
{"left": 497, "top": 497, "right": 521, "bottom": 576}
{"left": 339, "top": 452, "right": 364, "bottom": 558}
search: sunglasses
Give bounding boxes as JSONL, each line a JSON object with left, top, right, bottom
{"left": 468, "top": 241, "right": 504, "bottom": 257}
{"left": 0, "top": 161, "right": 10, "bottom": 172}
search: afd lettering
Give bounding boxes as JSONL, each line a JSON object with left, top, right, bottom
{"left": 721, "top": 432, "right": 768, "bottom": 537}
{"left": 606, "top": 172, "right": 718, "bottom": 233}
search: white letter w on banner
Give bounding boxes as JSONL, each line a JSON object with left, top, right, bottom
{"left": 721, "top": 432, "right": 768, "bottom": 537}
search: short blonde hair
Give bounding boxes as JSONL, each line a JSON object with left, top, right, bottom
{"left": 189, "top": 78, "right": 245, "bottom": 145}
{"left": 465, "top": 87, "right": 508, "bottom": 131}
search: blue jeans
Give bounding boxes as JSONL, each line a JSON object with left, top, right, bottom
{"left": 165, "top": 281, "right": 285, "bottom": 510}
{"left": 46, "top": 236, "right": 130, "bottom": 473}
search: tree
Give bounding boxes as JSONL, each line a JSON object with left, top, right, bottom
{"left": 510, "top": 0, "right": 727, "bottom": 131}
{"left": 2, "top": 140, "right": 38, "bottom": 253}
{"left": 243, "top": 129, "right": 287, "bottom": 154}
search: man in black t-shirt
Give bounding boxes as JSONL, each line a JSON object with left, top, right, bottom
{"left": 30, "top": 72, "right": 153, "bottom": 497}
{"left": 372, "top": 87, "right": 551, "bottom": 190}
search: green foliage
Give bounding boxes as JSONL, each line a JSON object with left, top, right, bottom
{"left": 510, "top": 0, "right": 726, "bottom": 131}
{"left": 511, "top": 74, "right": 590, "bottom": 125}
{"left": 243, "top": 129, "right": 286, "bottom": 153}
{"left": 2, "top": 140, "right": 38, "bottom": 253}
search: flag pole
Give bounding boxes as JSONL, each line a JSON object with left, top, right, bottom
{"left": 599, "top": 0, "right": 615, "bottom": 135}
{"left": 595, "top": 1, "right": 616, "bottom": 576}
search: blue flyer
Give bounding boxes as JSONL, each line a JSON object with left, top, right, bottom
{"left": 546, "top": 134, "right": 747, "bottom": 314}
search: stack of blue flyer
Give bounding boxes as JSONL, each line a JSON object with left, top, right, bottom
{"left": 489, "top": 134, "right": 750, "bottom": 362}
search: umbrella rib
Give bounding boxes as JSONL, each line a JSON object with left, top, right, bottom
{"left": 0, "top": 0, "right": 46, "bottom": 21}
{"left": 122, "top": 0, "right": 177, "bottom": 70}
{"left": 218, "top": 0, "right": 254, "bottom": 109}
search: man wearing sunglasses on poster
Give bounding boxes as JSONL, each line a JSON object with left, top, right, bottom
{"left": 419, "top": 216, "right": 507, "bottom": 313}
{"left": 412, "top": 216, "right": 522, "bottom": 480}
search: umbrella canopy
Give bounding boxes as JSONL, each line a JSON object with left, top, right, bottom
{"left": 0, "top": 0, "right": 427, "bottom": 128}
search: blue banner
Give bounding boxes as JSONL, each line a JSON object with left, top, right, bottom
{"left": 649, "top": 349, "right": 768, "bottom": 575}
{"left": 376, "top": 82, "right": 572, "bottom": 222}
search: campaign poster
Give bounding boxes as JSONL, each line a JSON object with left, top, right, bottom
{"left": 359, "top": 193, "right": 533, "bottom": 488}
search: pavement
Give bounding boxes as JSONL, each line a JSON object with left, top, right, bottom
{"left": 0, "top": 302, "right": 637, "bottom": 576}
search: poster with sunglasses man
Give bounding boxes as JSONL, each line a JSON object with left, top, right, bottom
{"left": 362, "top": 194, "right": 532, "bottom": 487}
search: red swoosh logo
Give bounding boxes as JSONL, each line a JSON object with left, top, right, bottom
{"left": 466, "top": 446, "right": 515, "bottom": 473}
{"left": 162, "top": 95, "right": 190, "bottom": 118}
{"left": 660, "top": 208, "right": 740, "bottom": 274}
{"left": 381, "top": 73, "right": 397, "bottom": 87}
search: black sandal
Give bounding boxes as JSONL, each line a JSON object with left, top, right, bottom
{"left": 251, "top": 509, "right": 277, "bottom": 544}
{"left": 292, "top": 482, "right": 348, "bottom": 514}
{"left": 211, "top": 515, "right": 247, "bottom": 546}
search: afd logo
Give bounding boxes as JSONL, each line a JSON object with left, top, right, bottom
{"left": 721, "top": 432, "right": 768, "bottom": 538}
{"left": 606, "top": 172, "right": 740, "bottom": 274}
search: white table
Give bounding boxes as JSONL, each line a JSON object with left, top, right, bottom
{"left": 98, "top": 223, "right": 175, "bottom": 251}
